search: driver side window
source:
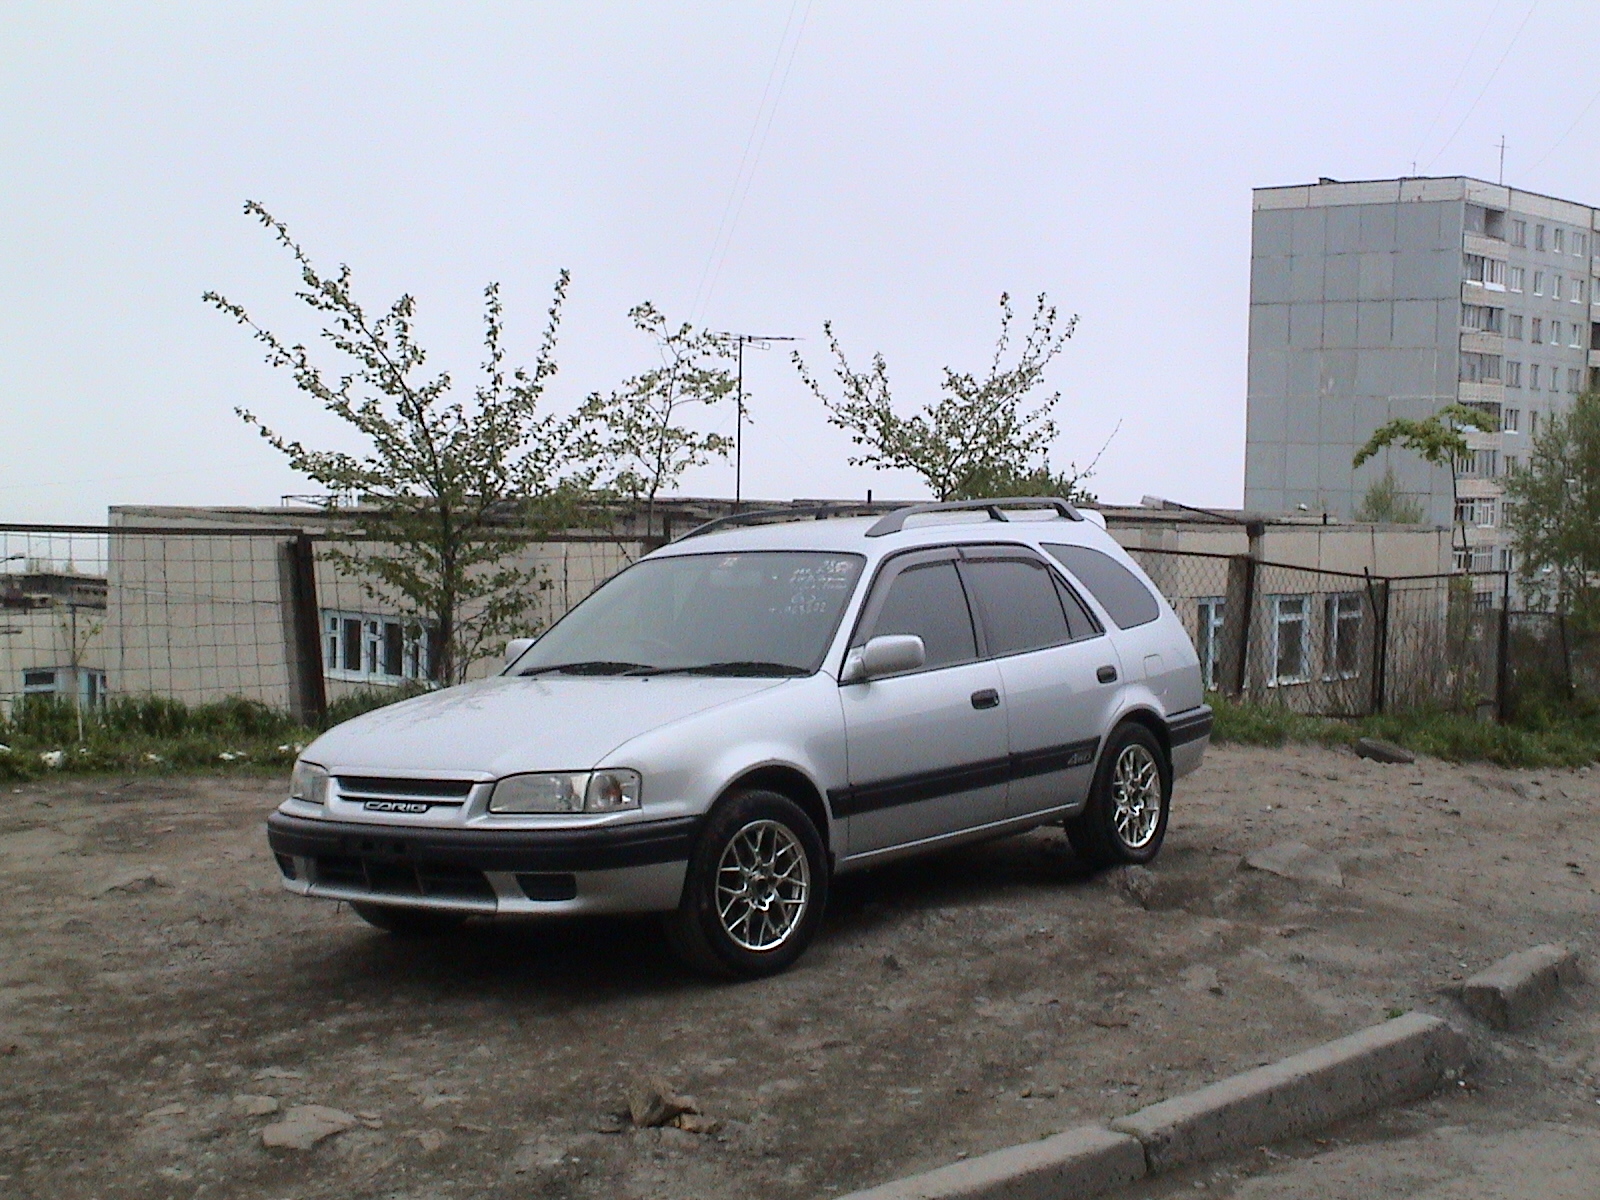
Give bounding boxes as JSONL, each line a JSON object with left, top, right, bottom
{"left": 863, "top": 561, "right": 978, "bottom": 670}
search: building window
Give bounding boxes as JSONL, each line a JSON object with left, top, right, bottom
{"left": 1462, "top": 304, "right": 1505, "bottom": 332}
{"left": 1508, "top": 266, "right": 1525, "bottom": 292}
{"left": 1499, "top": 547, "right": 1517, "bottom": 572}
{"left": 1464, "top": 255, "right": 1506, "bottom": 288}
{"left": 1570, "top": 367, "right": 1584, "bottom": 393}
{"left": 1455, "top": 497, "right": 1497, "bottom": 526}
{"left": 1458, "top": 448, "right": 1499, "bottom": 477}
{"left": 1532, "top": 317, "right": 1544, "bottom": 343}
{"left": 1454, "top": 547, "right": 1494, "bottom": 571}
{"left": 323, "top": 610, "right": 432, "bottom": 683}
{"left": 1504, "top": 454, "right": 1519, "bottom": 474}
{"left": 1533, "top": 271, "right": 1545, "bottom": 296}
{"left": 1196, "top": 597, "right": 1225, "bottom": 691}
{"left": 1530, "top": 364, "right": 1541, "bottom": 390}
{"left": 1530, "top": 410, "right": 1539, "bottom": 435}
{"left": 1508, "top": 314, "right": 1524, "bottom": 339}
{"left": 1536, "top": 224, "right": 1547, "bottom": 251}
{"left": 1572, "top": 324, "right": 1584, "bottom": 347}
{"left": 1512, "top": 219, "right": 1528, "bottom": 247}
{"left": 1324, "top": 594, "right": 1364, "bottom": 680}
{"left": 1459, "top": 352, "right": 1502, "bottom": 382}
{"left": 1554, "top": 275, "right": 1565, "bottom": 301}
{"left": 1505, "top": 361, "right": 1523, "bottom": 387}
{"left": 1269, "top": 596, "right": 1310, "bottom": 686}
{"left": 22, "top": 669, "right": 57, "bottom": 694}
{"left": 1555, "top": 228, "right": 1566, "bottom": 253}
{"left": 1574, "top": 278, "right": 1586, "bottom": 304}
{"left": 1503, "top": 407, "right": 1520, "bottom": 431}
{"left": 1577, "top": 233, "right": 1589, "bottom": 257}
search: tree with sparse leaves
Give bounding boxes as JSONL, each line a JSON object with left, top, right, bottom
{"left": 1352, "top": 467, "right": 1425, "bottom": 524}
{"left": 1352, "top": 403, "right": 1496, "bottom": 559}
{"left": 1503, "top": 391, "right": 1600, "bottom": 622}
{"left": 578, "top": 303, "right": 735, "bottom": 537}
{"left": 205, "top": 202, "right": 595, "bottom": 685}
{"left": 793, "top": 293, "right": 1097, "bottom": 502}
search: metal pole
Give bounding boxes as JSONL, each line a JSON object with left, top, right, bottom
{"left": 735, "top": 339, "right": 744, "bottom": 510}
{"left": 1496, "top": 569, "right": 1511, "bottom": 723}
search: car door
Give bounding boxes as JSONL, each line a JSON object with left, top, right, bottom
{"left": 837, "top": 549, "right": 1009, "bottom": 858}
{"left": 958, "top": 546, "right": 1122, "bottom": 820}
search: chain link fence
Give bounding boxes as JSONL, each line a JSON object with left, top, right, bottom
{"left": 1127, "top": 547, "right": 1517, "bottom": 719}
{"left": 1, "top": 520, "right": 1588, "bottom": 727}
{"left": 2, "top": 522, "right": 644, "bottom": 726}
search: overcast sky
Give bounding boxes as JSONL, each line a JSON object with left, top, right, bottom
{"left": 4, "top": 1, "right": 1598, "bottom": 524}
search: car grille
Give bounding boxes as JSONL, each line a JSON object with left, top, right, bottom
{"left": 334, "top": 776, "right": 476, "bottom": 803}
{"left": 309, "top": 854, "right": 496, "bottom": 903}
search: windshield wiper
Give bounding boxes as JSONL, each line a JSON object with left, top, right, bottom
{"left": 519, "top": 661, "right": 652, "bottom": 677}
{"left": 646, "top": 661, "right": 809, "bottom": 677}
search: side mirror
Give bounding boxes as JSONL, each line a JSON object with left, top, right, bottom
{"left": 841, "top": 634, "right": 926, "bottom": 683}
{"left": 504, "top": 637, "right": 536, "bottom": 668}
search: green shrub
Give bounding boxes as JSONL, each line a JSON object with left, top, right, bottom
{"left": 325, "top": 683, "right": 432, "bottom": 728}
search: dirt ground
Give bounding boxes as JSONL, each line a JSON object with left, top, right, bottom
{"left": 1, "top": 743, "right": 1597, "bottom": 1200}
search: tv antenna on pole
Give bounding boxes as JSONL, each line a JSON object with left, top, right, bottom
{"left": 712, "top": 331, "right": 798, "bottom": 509}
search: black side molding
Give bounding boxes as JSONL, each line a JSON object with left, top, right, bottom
{"left": 1166, "top": 706, "right": 1214, "bottom": 747}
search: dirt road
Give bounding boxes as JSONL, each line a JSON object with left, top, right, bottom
{"left": 1, "top": 744, "right": 1596, "bottom": 1199}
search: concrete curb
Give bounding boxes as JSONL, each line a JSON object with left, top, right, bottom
{"left": 1109, "top": 1012, "right": 1466, "bottom": 1173}
{"left": 834, "top": 1125, "right": 1144, "bottom": 1200}
{"left": 836, "top": 1014, "right": 1466, "bottom": 1199}
{"left": 1460, "top": 944, "right": 1581, "bottom": 1030}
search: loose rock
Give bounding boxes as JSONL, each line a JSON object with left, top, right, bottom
{"left": 231, "top": 1094, "right": 279, "bottom": 1117}
{"left": 1243, "top": 841, "right": 1343, "bottom": 888}
{"left": 1355, "top": 737, "right": 1415, "bottom": 765}
{"left": 629, "top": 1078, "right": 700, "bottom": 1128}
{"left": 260, "top": 1105, "right": 358, "bottom": 1150}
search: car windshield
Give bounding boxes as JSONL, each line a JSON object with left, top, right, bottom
{"left": 510, "top": 551, "right": 866, "bottom": 678}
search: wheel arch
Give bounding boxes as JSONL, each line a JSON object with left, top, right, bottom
{"left": 720, "top": 764, "right": 834, "bottom": 857}
{"left": 1113, "top": 706, "right": 1172, "bottom": 765}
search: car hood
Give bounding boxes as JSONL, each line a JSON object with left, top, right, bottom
{"left": 306, "top": 674, "right": 792, "bottom": 778}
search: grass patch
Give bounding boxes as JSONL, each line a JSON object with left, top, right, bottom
{"left": 1209, "top": 694, "right": 1600, "bottom": 769}
{"left": 0, "top": 692, "right": 359, "bottom": 783}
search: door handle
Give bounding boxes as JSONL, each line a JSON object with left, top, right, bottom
{"left": 970, "top": 688, "right": 1000, "bottom": 710}
{"left": 1096, "top": 665, "right": 1118, "bottom": 684}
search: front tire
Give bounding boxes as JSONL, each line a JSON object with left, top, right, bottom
{"left": 1065, "top": 722, "right": 1171, "bottom": 869}
{"left": 350, "top": 902, "right": 468, "bottom": 937}
{"left": 665, "top": 790, "right": 828, "bottom": 979}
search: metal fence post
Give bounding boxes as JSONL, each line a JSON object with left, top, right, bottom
{"left": 1224, "top": 553, "right": 1257, "bottom": 698}
{"left": 285, "top": 534, "right": 327, "bottom": 728}
{"left": 1374, "top": 577, "right": 1391, "bottom": 715}
{"left": 1495, "top": 570, "right": 1511, "bottom": 723}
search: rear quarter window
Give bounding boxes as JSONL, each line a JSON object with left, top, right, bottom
{"left": 1041, "top": 543, "right": 1161, "bottom": 630}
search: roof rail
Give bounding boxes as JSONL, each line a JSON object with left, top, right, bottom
{"left": 673, "top": 502, "right": 899, "bottom": 543}
{"left": 865, "top": 496, "right": 1083, "bottom": 538}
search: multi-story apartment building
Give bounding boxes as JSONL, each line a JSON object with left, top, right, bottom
{"left": 1244, "top": 176, "right": 1600, "bottom": 574}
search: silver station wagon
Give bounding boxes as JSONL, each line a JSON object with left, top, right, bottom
{"left": 268, "top": 498, "right": 1212, "bottom": 977}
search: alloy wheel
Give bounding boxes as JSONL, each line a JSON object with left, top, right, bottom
{"left": 1111, "top": 742, "right": 1163, "bottom": 849}
{"left": 715, "top": 819, "right": 811, "bottom": 952}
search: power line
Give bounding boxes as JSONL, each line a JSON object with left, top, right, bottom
{"left": 1424, "top": 0, "right": 1539, "bottom": 173}
{"left": 1525, "top": 79, "right": 1600, "bottom": 173}
{"left": 689, "top": 1, "right": 813, "bottom": 325}
{"left": 1410, "top": 0, "right": 1506, "bottom": 170}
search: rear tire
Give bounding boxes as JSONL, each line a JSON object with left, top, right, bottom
{"left": 1065, "top": 722, "right": 1171, "bottom": 869}
{"left": 665, "top": 789, "right": 828, "bottom": 979}
{"left": 350, "top": 902, "right": 468, "bottom": 937}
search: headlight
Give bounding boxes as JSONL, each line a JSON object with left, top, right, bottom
{"left": 290, "top": 760, "right": 329, "bottom": 805}
{"left": 489, "top": 769, "right": 642, "bottom": 814}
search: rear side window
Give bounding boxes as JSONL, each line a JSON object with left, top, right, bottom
{"left": 960, "top": 557, "right": 1071, "bottom": 656}
{"left": 1054, "top": 576, "right": 1103, "bottom": 640}
{"left": 1042, "top": 544, "right": 1160, "bottom": 629}
{"left": 866, "top": 561, "right": 978, "bottom": 669}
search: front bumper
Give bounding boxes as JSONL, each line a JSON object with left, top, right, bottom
{"left": 265, "top": 811, "right": 697, "bottom": 916}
